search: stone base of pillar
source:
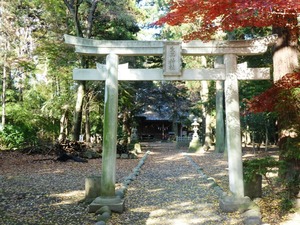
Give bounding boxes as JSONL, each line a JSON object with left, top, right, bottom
{"left": 219, "top": 195, "right": 251, "bottom": 213}
{"left": 85, "top": 175, "right": 101, "bottom": 203}
{"left": 88, "top": 196, "right": 125, "bottom": 213}
{"left": 188, "top": 139, "right": 202, "bottom": 152}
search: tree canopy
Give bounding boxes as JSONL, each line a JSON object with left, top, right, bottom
{"left": 155, "top": 0, "right": 300, "bottom": 40}
{"left": 246, "top": 72, "right": 300, "bottom": 133}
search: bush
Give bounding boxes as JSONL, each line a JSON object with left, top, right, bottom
{"left": 0, "top": 124, "right": 38, "bottom": 149}
{"left": 279, "top": 136, "right": 300, "bottom": 198}
{"left": 243, "top": 156, "right": 280, "bottom": 182}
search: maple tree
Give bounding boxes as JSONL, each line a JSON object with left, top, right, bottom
{"left": 246, "top": 72, "right": 300, "bottom": 128}
{"left": 155, "top": 0, "right": 299, "bottom": 41}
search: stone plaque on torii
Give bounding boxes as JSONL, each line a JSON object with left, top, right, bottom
{"left": 64, "top": 34, "right": 277, "bottom": 212}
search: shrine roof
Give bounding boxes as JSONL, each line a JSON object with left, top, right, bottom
{"left": 137, "top": 110, "right": 172, "bottom": 121}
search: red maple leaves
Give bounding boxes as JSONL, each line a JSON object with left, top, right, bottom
{"left": 246, "top": 72, "right": 300, "bottom": 113}
{"left": 155, "top": 0, "right": 300, "bottom": 40}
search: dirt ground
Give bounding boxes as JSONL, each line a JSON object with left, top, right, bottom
{"left": 0, "top": 143, "right": 298, "bottom": 224}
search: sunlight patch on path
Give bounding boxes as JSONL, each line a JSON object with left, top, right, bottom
{"left": 50, "top": 190, "right": 85, "bottom": 206}
{"left": 146, "top": 201, "right": 222, "bottom": 225}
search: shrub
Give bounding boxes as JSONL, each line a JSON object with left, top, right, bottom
{"left": 0, "top": 124, "right": 38, "bottom": 149}
{"left": 243, "top": 156, "right": 280, "bottom": 183}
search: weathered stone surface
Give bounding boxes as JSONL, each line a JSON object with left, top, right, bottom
{"left": 248, "top": 201, "right": 260, "bottom": 211}
{"left": 207, "top": 177, "right": 216, "bottom": 182}
{"left": 120, "top": 154, "right": 129, "bottom": 159}
{"left": 207, "top": 177, "right": 217, "bottom": 188}
{"left": 95, "top": 221, "right": 106, "bottom": 225}
{"left": 115, "top": 189, "right": 125, "bottom": 199}
{"left": 219, "top": 195, "right": 251, "bottom": 213}
{"left": 95, "top": 206, "right": 111, "bottom": 215}
{"left": 243, "top": 209, "right": 262, "bottom": 225}
{"left": 88, "top": 196, "right": 125, "bottom": 213}
{"left": 128, "top": 174, "right": 136, "bottom": 181}
{"left": 244, "top": 174, "right": 262, "bottom": 199}
{"left": 137, "top": 161, "right": 144, "bottom": 167}
{"left": 213, "top": 186, "right": 224, "bottom": 196}
{"left": 65, "top": 34, "right": 277, "bottom": 56}
{"left": 134, "top": 143, "right": 142, "bottom": 154}
{"left": 97, "top": 212, "right": 111, "bottom": 222}
{"left": 100, "top": 53, "right": 119, "bottom": 198}
{"left": 133, "top": 168, "right": 140, "bottom": 174}
{"left": 128, "top": 152, "right": 138, "bottom": 159}
{"left": 85, "top": 175, "right": 101, "bottom": 201}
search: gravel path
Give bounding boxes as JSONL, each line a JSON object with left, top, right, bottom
{"left": 109, "top": 142, "right": 243, "bottom": 225}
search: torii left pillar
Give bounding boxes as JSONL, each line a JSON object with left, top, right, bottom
{"left": 89, "top": 53, "right": 125, "bottom": 213}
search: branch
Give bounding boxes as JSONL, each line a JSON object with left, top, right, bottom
{"left": 86, "top": 0, "right": 100, "bottom": 38}
{"left": 63, "top": 0, "right": 84, "bottom": 37}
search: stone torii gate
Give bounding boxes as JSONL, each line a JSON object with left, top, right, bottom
{"left": 64, "top": 34, "right": 276, "bottom": 212}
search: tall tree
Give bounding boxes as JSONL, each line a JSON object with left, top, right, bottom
{"left": 0, "top": 0, "right": 38, "bottom": 129}
{"left": 63, "top": 0, "right": 90, "bottom": 141}
{"left": 63, "top": 0, "right": 141, "bottom": 141}
{"left": 0, "top": 0, "right": 11, "bottom": 129}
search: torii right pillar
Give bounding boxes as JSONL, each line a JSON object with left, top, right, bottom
{"left": 224, "top": 54, "right": 244, "bottom": 197}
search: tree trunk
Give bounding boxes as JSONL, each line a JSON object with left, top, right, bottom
{"left": 203, "top": 113, "right": 212, "bottom": 150}
{"left": 85, "top": 98, "right": 91, "bottom": 142}
{"left": 1, "top": 58, "right": 6, "bottom": 130}
{"left": 272, "top": 25, "right": 299, "bottom": 143}
{"left": 122, "top": 109, "right": 131, "bottom": 144}
{"left": 73, "top": 81, "right": 85, "bottom": 141}
{"left": 215, "top": 80, "right": 225, "bottom": 153}
{"left": 272, "top": 26, "right": 299, "bottom": 82}
{"left": 273, "top": 24, "right": 300, "bottom": 201}
{"left": 63, "top": 0, "right": 100, "bottom": 142}
{"left": 215, "top": 81, "right": 225, "bottom": 153}
{"left": 201, "top": 80, "right": 213, "bottom": 150}
{"left": 58, "top": 105, "right": 69, "bottom": 142}
{"left": 215, "top": 56, "right": 225, "bottom": 153}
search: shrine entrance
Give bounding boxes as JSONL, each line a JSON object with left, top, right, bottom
{"left": 64, "top": 34, "right": 277, "bottom": 212}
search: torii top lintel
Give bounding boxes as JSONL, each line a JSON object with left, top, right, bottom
{"left": 64, "top": 34, "right": 277, "bottom": 56}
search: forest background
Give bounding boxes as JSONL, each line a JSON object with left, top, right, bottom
{"left": 0, "top": 0, "right": 299, "bottom": 219}
{"left": 0, "top": 0, "right": 290, "bottom": 150}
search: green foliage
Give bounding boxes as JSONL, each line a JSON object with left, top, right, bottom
{"left": 243, "top": 156, "right": 281, "bottom": 182}
{"left": 240, "top": 79, "right": 276, "bottom": 143}
{"left": 0, "top": 124, "right": 38, "bottom": 148}
{"left": 241, "top": 112, "right": 277, "bottom": 144}
{"left": 279, "top": 136, "right": 300, "bottom": 198}
{"left": 280, "top": 195, "right": 294, "bottom": 213}
{"left": 280, "top": 136, "right": 300, "bottom": 160}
